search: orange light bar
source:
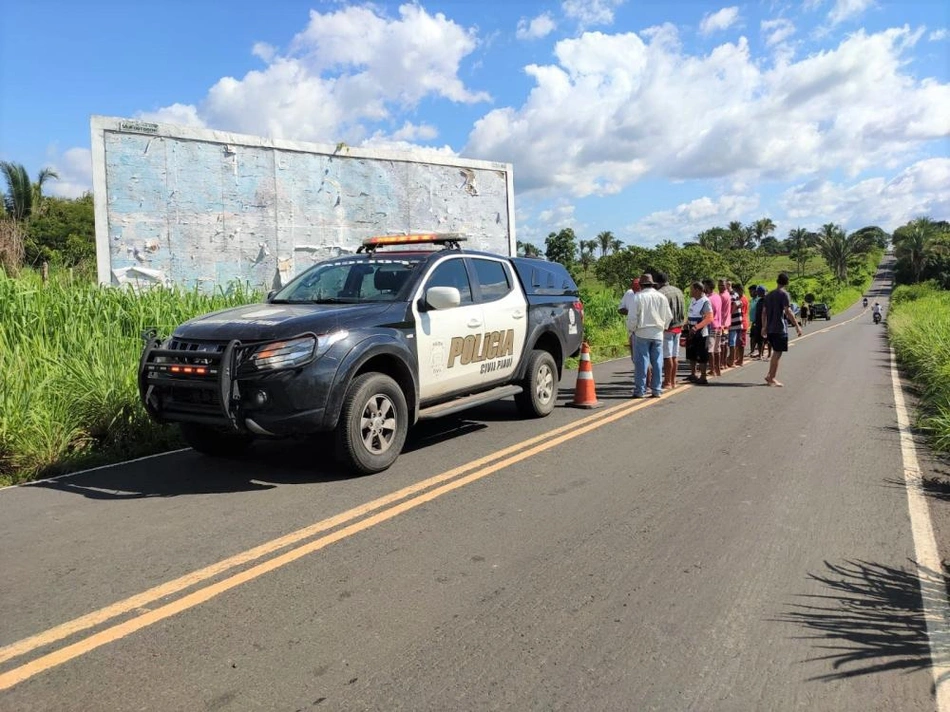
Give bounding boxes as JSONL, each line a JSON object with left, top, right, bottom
{"left": 169, "top": 365, "right": 209, "bottom": 376}
{"left": 362, "top": 233, "right": 464, "bottom": 247}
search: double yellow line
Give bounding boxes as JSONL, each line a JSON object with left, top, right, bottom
{"left": 0, "top": 385, "right": 690, "bottom": 691}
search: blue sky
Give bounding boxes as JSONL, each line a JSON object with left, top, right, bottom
{"left": 1, "top": 0, "right": 948, "bottom": 248}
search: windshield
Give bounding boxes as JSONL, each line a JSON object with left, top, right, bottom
{"left": 272, "top": 256, "right": 424, "bottom": 304}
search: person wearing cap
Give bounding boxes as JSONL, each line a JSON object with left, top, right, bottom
{"left": 626, "top": 273, "right": 673, "bottom": 398}
{"left": 618, "top": 277, "right": 641, "bottom": 366}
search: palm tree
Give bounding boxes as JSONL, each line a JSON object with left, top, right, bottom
{"left": 32, "top": 167, "right": 59, "bottom": 213}
{"left": 752, "top": 218, "right": 775, "bottom": 248}
{"left": 787, "top": 227, "right": 812, "bottom": 277}
{"left": 813, "top": 223, "right": 868, "bottom": 282}
{"left": 579, "top": 239, "right": 597, "bottom": 270}
{"left": 610, "top": 238, "right": 623, "bottom": 255}
{"left": 1, "top": 161, "right": 58, "bottom": 221}
{"left": 516, "top": 240, "right": 541, "bottom": 258}
{"left": 894, "top": 217, "right": 946, "bottom": 283}
{"left": 596, "top": 231, "right": 614, "bottom": 258}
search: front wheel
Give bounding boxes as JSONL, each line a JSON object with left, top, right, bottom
{"left": 336, "top": 373, "right": 408, "bottom": 475}
{"left": 179, "top": 422, "right": 254, "bottom": 457}
{"left": 515, "top": 349, "right": 559, "bottom": 418}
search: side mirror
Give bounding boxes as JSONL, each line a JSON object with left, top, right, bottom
{"left": 425, "top": 286, "right": 461, "bottom": 310}
{"left": 266, "top": 290, "right": 276, "bottom": 303}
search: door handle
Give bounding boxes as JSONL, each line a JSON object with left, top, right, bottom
{"left": 512, "top": 310, "right": 525, "bottom": 319}
{"left": 467, "top": 319, "right": 483, "bottom": 328}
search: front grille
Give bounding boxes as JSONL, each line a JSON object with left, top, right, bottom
{"left": 164, "top": 338, "right": 227, "bottom": 366}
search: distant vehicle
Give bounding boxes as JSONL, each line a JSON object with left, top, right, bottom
{"left": 138, "top": 234, "right": 584, "bottom": 474}
{"left": 810, "top": 303, "right": 831, "bottom": 320}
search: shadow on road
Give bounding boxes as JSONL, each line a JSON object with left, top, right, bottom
{"left": 775, "top": 559, "right": 949, "bottom": 685}
{"left": 24, "top": 415, "right": 500, "bottom": 500}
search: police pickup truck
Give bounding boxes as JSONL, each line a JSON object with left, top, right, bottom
{"left": 138, "top": 235, "right": 584, "bottom": 474}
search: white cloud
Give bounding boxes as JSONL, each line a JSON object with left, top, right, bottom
{"left": 136, "top": 103, "right": 206, "bottom": 128}
{"left": 562, "top": 0, "right": 624, "bottom": 28}
{"left": 780, "top": 158, "right": 950, "bottom": 232}
{"left": 144, "top": 4, "right": 488, "bottom": 145}
{"left": 517, "top": 14, "right": 556, "bottom": 40}
{"left": 700, "top": 7, "right": 740, "bottom": 36}
{"left": 465, "top": 25, "right": 950, "bottom": 198}
{"left": 761, "top": 18, "right": 796, "bottom": 47}
{"left": 828, "top": 0, "right": 875, "bottom": 26}
{"left": 929, "top": 29, "right": 948, "bottom": 41}
{"left": 361, "top": 121, "right": 455, "bottom": 155}
{"left": 45, "top": 147, "right": 92, "bottom": 199}
{"left": 516, "top": 199, "right": 579, "bottom": 247}
{"left": 625, "top": 193, "right": 761, "bottom": 246}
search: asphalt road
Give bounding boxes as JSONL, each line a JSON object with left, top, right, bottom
{"left": 2, "top": 262, "right": 947, "bottom": 711}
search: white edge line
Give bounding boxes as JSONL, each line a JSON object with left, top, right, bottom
{"left": 889, "top": 348, "right": 950, "bottom": 711}
{"left": 0, "top": 449, "right": 192, "bottom": 493}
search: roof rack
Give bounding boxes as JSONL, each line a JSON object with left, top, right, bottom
{"left": 358, "top": 233, "right": 467, "bottom": 253}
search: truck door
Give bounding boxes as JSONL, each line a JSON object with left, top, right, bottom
{"left": 469, "top": 257, "right": 527, "bottom": 384}
{"left": 412, "top": 256, "right": 486, "bottom": 400}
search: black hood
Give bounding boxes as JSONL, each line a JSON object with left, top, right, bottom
{"left": 172, "top": 302, "right": 405, "bottom": 342}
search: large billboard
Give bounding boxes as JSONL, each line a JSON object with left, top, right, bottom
{"left": 91, "top": 116, "right": 515, "bottom": 290}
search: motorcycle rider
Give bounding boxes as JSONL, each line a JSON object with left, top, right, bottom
{"left": 872, "top": 302, "right": 883, "bottom": 322}
{"left": 863, "top": 297, "right": 868, "bottom": 308}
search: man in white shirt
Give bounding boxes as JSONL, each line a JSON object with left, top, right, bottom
{"left": 626, "top": 273, "right": 673, "bottom": 398}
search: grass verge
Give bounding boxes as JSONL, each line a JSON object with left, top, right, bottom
{"left": 887, "top": 282, "right": 950, "bottom": 452}
{"left": 0, "top": 270, "right": 259, "bottom": 485}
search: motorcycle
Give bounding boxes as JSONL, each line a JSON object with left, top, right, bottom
{"left": 863, "top": 297, "right": 868, "bottom": 308}
{"left": 873, "top": 311, "right": 882, "bottom": 325}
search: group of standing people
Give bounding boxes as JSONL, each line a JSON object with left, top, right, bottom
{"left": 620, "top": 272, "right": 803, "bottom": 394}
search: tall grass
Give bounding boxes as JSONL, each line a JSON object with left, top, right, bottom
{"left": 887, "top": 282, "right": 950, "bottom": 452}
{"left": 0, "top": 270, "right": 259, "bottom": 484}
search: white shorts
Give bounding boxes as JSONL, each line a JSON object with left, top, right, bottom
{"left": 663, "top": 332, "right": 680, "bottom": 359}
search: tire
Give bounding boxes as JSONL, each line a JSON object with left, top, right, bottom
{"left": 179, "top": 422, "right": 254, "bottom": 457}
{"left": 515, "top": 349, "right": 559, "bottom": 418}
{"left": 336, "top": 373, "right": 408, "bottom": 475}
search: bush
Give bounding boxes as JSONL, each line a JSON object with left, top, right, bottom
{"left": 888, "top": 284, "right": 950, "bottom": 452}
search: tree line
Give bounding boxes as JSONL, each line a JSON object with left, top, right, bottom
{"left": 2, "top": 158, "right": 945, "bottom": 290}
{"left": 520, "top": 216, "right": 948, "bottom": 295}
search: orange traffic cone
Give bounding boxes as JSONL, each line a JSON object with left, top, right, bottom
{"left": 570, "top": 342, "right": 602, "bottom": 409}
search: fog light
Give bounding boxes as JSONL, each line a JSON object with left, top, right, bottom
{"left": 249, "top": 390, "right": 269, "bottom": 408}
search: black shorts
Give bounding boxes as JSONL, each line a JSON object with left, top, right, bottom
{"left": 686, "top": 331, "right": 709, "bottom": 364}
{"left": 767, "top": 333, "right": 788, "bottom": 353}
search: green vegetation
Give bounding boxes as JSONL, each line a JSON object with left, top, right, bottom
{"left": 887, "top": 282, "right": 950, "bottom": 452}
{"left": 0, "top": 270, "right": 259, "bottom": 485}
{"left": 551, "top": 220, "right": 883, "bottom": 364}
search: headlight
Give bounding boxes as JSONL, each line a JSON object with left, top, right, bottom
{"left": 248, "top": 336, "right": 316, "bottom": 371}
{"left": 246, "top": 331, "right": 348, "bottom": 371}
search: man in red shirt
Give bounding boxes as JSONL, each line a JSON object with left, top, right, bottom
{"left": 718, "top": 279, "right": 732, "bottom": 371}
{"left": 702, "top": 279, "right": 721, "bottom": 377}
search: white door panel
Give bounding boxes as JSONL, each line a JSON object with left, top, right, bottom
{"left": 413, "top": 257, "right": 486, "bottom": 400}
{"left": 471, "top": 259, "right": 528, "bottom": 384}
